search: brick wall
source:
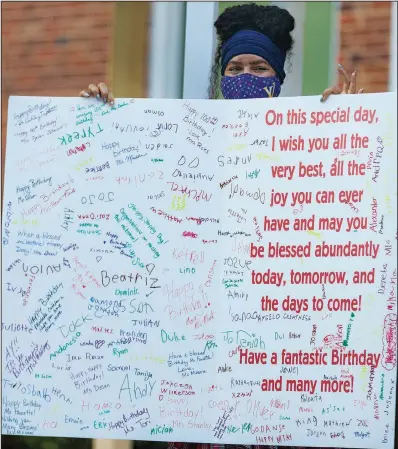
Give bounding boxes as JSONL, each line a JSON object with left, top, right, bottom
{"left": 339, "top": 1, "right": 392, "bottom": 93}
{"left": 1, "top": 1, "right": 115, "bottom": 177}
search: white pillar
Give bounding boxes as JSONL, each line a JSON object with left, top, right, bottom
{"left": 389, "top": 2, "right": 397, "bottom": 92}
{"left": 182, "top": 2, "right": 219, "bottom": 99}
{"left": 271, "top": 2, "right": 305, "bottom": 97}
{"left": 148, "top": 2, "right": 186, "bottom": 98}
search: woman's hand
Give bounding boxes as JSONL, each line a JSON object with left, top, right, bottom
{"left": 80, "top": 82, "right": 114, "bottom": 105}
{"left": 321, "top": 64, "right": 364, "bottom": 102}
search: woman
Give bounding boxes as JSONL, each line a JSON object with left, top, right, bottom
{"left": 79, "top": 4, "right": 361, "bottom": 449}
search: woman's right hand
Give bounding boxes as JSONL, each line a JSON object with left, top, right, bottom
{"left": 80, "top": 82, "right": 114, "bottom": 105}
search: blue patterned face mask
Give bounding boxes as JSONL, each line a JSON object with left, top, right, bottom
{"left": 221, "top": 73, "right": 281, "bottom": 100}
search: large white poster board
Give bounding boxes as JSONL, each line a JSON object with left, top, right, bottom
{"left": 2, "top": 94, "right": 397, "bottom": 448}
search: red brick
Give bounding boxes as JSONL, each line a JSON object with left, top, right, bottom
{"left": 339, "top": 1, "right": 391, "bottom": 94}
{"left": 341, "top": 14, "right": 356, "bottom": 25}
{"left": 372, "top": 1, "right": 392, "bottom": 8}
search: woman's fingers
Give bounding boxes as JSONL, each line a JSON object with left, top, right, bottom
{"left": 348, "top": 71, "right": 357, "bottom": 94}
{"left": 338, "top": 64, "right": 351, "bottom": 94}
{"left": 321, "top": 66, "right": 363, "bottom": 101}
{"left": 321, "top": 85, "right": 342, "bottom": 102}
{"left": 107, "top": 90, "right": 115, "bottom": 105}
{"left": 80, "top": 83, "right": 114, "bottom": 105}
{"left": 88, "top": 84, "right": 100, "bottom": 97}
{"left": 97, "top": 82, "right": 109, "bottom": 103}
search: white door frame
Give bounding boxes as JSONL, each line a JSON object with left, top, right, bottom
{"left": 148, "top": 2, "right": 186, "bottom": 98}
{"left": 182, "top": 2, "right": 219, "bottom": 99}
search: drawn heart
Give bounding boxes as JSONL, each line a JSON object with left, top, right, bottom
{"left": 95, "top": 340, "right": 105, "bottom": 349}
{"left": 96, "top": 256, "right": 102, "bottom": 262}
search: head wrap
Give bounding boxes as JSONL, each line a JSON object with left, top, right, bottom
{"left": 221, "top": 29, "right": 286, "bottom": 84}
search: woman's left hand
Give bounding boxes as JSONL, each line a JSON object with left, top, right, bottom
{"left": 321, "top": 64, "right": 364, "bottom": 102}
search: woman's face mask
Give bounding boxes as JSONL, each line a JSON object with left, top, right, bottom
{"left": 221, "top": 73, "right": 281, "bottom": 100}
{"left": 221, "top": 54, "right": 281, "bottom": 100}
